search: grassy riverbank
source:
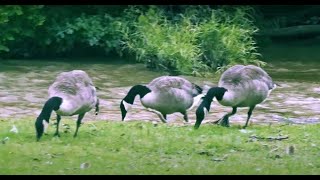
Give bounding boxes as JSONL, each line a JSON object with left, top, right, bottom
{"left": 0, "top": 118, "right": 319, "bottom": 175}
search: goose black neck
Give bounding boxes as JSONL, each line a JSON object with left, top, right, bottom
{"left": 197, "top": 86, "right": 227, "bottom": 114}
{"left": 35, "top": 96, "right": 62, "bottom": 141}
{"left": 37, "top": 97, "right": 62, "bottom": 122}
{"left": 194, "top": 95, "right": 213, "bottom": 129}
{"left": 207, "top": 87, "right": 227, "bottom": 101}
{"left": 198, "top": 95, "right": 213, "bottom": 113}
{"left": 123, "top": 85, "right": 151, "bottom": 104}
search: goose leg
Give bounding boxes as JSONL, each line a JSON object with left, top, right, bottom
{"left": 156, "top": 112, "right": 167, "bottom": 123}
{"left": 146, "top": 108, "right": 167, "bottom": 123}
{"left": 162, "top": 113, "right": 167, "bottom": 121}
{"left": 54, "top": 115, "right": 61, "bottom": 137}
{"left": 95, "top": 98, "right": 100, "bottom": 115}
{"left": 74, "top": 113, "right": 85, "bottom": 138}
{"left": 219, "top": 107, "right": 237, "bottom": 127}
{"left": 181, "top": 111, "right": 188, "bottom": 122}
{"left": 243, "top": 106, "right": 255, "bottom": 129}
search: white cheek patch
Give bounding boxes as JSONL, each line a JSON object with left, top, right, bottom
{"left": 43, "top": 120, "right": 49, "bottom": 133}
{"left": 203, "top": 107, "right": 208, "bottom": 118}
{"left": 123, "top": 100, "right": 132, "bottom": 112}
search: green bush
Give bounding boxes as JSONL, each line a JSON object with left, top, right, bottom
{"left": 121, "top": 6, "right": 264, "bottom": 76}
{"left": 122, "top": 6, "right": 204, "bottom": 75}
{"left": 197, "top": 6, "right": 265, "bottom": 73}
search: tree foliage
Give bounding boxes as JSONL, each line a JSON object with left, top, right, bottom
{"left": 0, "top": 5, "right": 262, "bottom": 76}
{"left": 0, "top": 5, "right": 45, "bottom": 52}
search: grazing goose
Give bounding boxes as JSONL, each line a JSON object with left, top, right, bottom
{"left": 35, "top": 70, "right": 99, "bottom": 141}
{"left": 120, "top": 76, "right": 203, "bottom": 123}
{"left": 194, "top": 65, "right": 276, "bottom": 129}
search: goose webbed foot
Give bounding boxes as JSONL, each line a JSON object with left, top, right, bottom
{"left": 242, "top": 125, "right": 248, "bottom": 129}
{"left": 212, "top": 119, "right": 221, "bottom": 124}
{"left": 218, "top": 116, "right": 230, "bottom": 127}
{"left": 218, "top": 107, "right": 236, "bottom": 127}
{"left": 53, "top": 132, "right": 60, "bottom": 137}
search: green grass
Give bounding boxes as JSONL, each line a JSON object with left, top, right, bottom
{"left": 0, "top": 118, "right": 320, "bottom": 175}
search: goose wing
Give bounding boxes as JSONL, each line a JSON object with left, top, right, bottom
{"left": 246, "top": 65, "right": 274, "bottom": 89}
{"left": 49, "top": 70, "right": 95, "bottom": 97}
{"left": 148, "top": 76, "right": 194, "bottom": 94}
{"left": 220, "top": 65, "right": 274, "bottom": 89}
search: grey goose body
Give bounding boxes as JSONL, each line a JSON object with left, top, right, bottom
{"left": 35, "top": 70, "right": 99, "bottom": 141}
{"left": 120, "top": 76, "right": 203, "bottom": 123}
{"left": 195, "top": 65, "right": 276, "bottom": 129}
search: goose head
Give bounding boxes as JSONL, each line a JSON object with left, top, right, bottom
{"left": 35, "top": 97, "right": 62, "bottom": 141}
{"left": 35, "top": 117, "right": 49, "bottom": 141}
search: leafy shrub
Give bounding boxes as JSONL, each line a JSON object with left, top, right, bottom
{"left": 197, "top": 6, "right": 265, "bottom": 73}
{"left": 122, "top": 6, "right": 204, "bottom": 75}
{"left": 0, "top": 5, "right": 45, "bottom": 53}
{"left": 2, "top": 6, "right": 127, "bottom": 58}
{"left": 47, "top": 13, "right": 123, "bottom": 54}
{"left": 121, "top": 5, "right": 264, "bottom": 76}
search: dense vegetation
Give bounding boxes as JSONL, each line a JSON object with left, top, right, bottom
{"left": 0, "top": 5, "right": 264, "bottom": 76}
{"left": 3, "top": 5, "right": 319, "bottom": 75}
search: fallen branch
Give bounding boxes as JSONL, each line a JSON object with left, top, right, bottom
{"left": 249, "top": 135, "right": 289, "bottom": 141}
{"left": 207, "top": 119, "right": 221, "bottom": 124}
{"left": 258, "top": 25, "right": 320, "bottom": 37}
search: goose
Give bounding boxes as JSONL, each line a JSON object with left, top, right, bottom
{"left": 120, "top": 76, "right": 203, "bottom": 123}
{"left": 194, "top": 65, "right": 276, "bottom": 129}
{"left": 35, "top": 70, "right": 99, "bottom": 141}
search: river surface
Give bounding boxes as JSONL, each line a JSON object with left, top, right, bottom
{"left": 0, "top": 49, "right": 319, "bottom": 127}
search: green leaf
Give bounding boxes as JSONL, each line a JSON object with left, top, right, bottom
{"left": 0, "top": 44, "right": 9, "bottom": 52}
{"left": 66, "top": 29, "right": 74, "bottom": 34}
{"left": 6, "top": 35, "right": 14, "bottom": 41}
